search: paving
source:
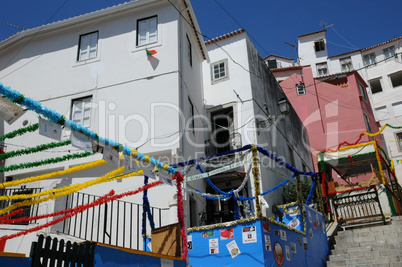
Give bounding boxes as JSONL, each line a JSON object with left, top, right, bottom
{"left": 327, "top": 216, "right": 402, "bottom": 267}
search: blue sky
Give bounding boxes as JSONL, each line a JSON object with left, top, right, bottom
{"left": 0, "top": 0, "right": 401, "bottom": 60}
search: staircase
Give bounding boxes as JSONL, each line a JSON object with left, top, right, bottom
{"left": 327, "top": 216, "right": 402, "bottom": 267}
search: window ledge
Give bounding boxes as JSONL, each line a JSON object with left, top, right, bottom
{"left": 132, "top": 42, "right": 162, "bottom": 54}
{"left": 73, "top": 58, "right": 101, "bottom": 67}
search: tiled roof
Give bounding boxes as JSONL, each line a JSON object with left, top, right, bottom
{"left": 270, "top": 66, "right": 302, "bottom": 72}
{"left": 264, "top": 54, "right": 294, "bottom": 61}
{"left": 298, "top": 30, "right": 326, "bottom": 39}
{"left": 328, "top": 49, "right": 361, "bottom": 59}
{"left": 361, "top": 36, "right": 402, "bottom": 52}
{"left": 205, "top": 29, "right": 245, "bottom": 45}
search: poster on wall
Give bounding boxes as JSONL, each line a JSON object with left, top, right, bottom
{"left": 202, "top": 231, "right": 214, "bottom": 238}
{"left": 280, "top": 230, "right": 287, "bottom": 241}
{"left": 220, "top": 228, "right": 234, "bottom": 240}
{"left": 187, "top": 235, "right": 193, "bottom": 250}
{"left": 264, "top": 235, "right": 271, "bottom": 251}
{"left": 242, "top": 226, "right": 257, "bottom": 243}
{"left": 274, "top": 242, "right": 284, "bottom": 266}
{"left": 263, "top": 222, "right": 271, "bottom": 233}
{"left": 226, "top": 240, "right": 241, "bottom": 258}
{"left": 308, "top": 211, "right": 312, "bottom": 223}
{"left": 303, "top": 237, "right": 308, "bottom": 250}
{"left": 285, "top": 245, "right": 290, "bottom": 261}
{"left": 287, "top": 217, "right": 300, "bottom": 229}
{"left": 0, "top": 97, "right": 25, "bottom": 125}
{"left": 209, "top": 238, "right": 219, "bottom": 254}
{"left": 309, "top": 228, "right": 313, "bottom": 239}
{"left": 40, "top": 118, "right": 62, "bottom": 141}
{"left": 290, "top": 242, "right": 296, "bottom": 253}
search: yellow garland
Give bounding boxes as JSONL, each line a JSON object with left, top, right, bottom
{"left": 363, "top": 124, "right": 387, "bottom": 137}
{"left": 0, "top": 160, "right": 107, "bottom": 189}
{"left": 251, "top": 145, "right": 262, "bottom": 218}
{"left": 373, "top": 142, "right": 386, "bottom": 185}
{"left": 0, "top": 168, "right": 143, "bottom": 215}
{"left": 315, "top": 179, "right": 325, "bottom": 215}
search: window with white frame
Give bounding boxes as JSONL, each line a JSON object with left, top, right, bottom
{"left": 395, "top": 132, "right": 402, "bottom": 151}
{"left": 137, "top": 16, "right": 157, "bottom": 46}
{"left": 363, "top": 53, "right": 376, "bottom": 66}
{"left": 187, "top": 34, "right": 192, "bottom": 67}
{"left": 71, "top": 96, "right": 92, "bottom": 128}
{"left": 78, "top": 32, "right": 98, "bottom": 61}
{"left": 392, "top": 101, "right": 402, "bottom": 117}
{"left": 374, "top": 106, "right": 389, "bottom": 121}
{"left": 363, "top": 112, "right": 372, "bottom": 133}
{"left": 340, "top": 57, "right": 353, "bottom": 71}
{"left": 359, "top": 83, "right": 368, "bottom": 101}
{"left": 383, "top": 46, "right": 395, "bottom": 61}
{"left": 316, "top": 62, "right": 328, "bottom": 76}
{"left": 296, "top": 83, "right": 306, "bottom": 95}
{"left": 267, "top": 59, "right": 278, "bottom": 69}
{"left": 369, "top": 79, "right": 383, "bottom": 94}
{"left": 314, "top": 39, "right": 325, "bottom": 52}
{"left": 389, "top": 71, "right": 402, "bottom": 88}
{"left": 211, "top": 59, "right": 228, "bottom": 82}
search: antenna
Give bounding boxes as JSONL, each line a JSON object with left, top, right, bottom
{"left": 284, "top": 41, "right": 299, "bottom": 65}
{"left": 5, "top": 22, "right": 27, "bottom": 31}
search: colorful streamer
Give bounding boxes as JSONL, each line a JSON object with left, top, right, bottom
{"left": 0, "top": 123, "right": 39, "bottom": 141}
{"left": 0, "top": 140, "right": 72, "bottom": 160}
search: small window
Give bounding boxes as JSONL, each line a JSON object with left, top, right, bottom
{"left": 363, "top": 53, "right": 376, "bottom": 67}
{"left": 395, "top": 132, "right": 402, "bottom": 151}
{"left": 374, "top": 106, "right": 389, "bottom": 121}
{"left": 11, "top": 189, "right": 34, "bottom": 225}
{"left": 314, "top": 39, "right": 326, "bottom": 52}
{"left": 189, "top": 97, "right": 194, "bottom": 132}
{"left": 340, "top": 57, "right": 353, "bottom": 71}
{"left": 359, "top": 83, "right": 368, "bottom": 101}
{"left": 267, "top": 59, "right": 278, "bottom": 69}
{"left": 78, "top": 32, "right": 98, "bottom": 61}
{"left": 389, "top": 71, "right": 402, "bottom": 88}
{"left": 383, "top": 46, "right": 395, "bottom": 61}
{"left": 137, "top": 16, "right": 157, "bottom": 46}
{"left": 369, "top": 79, "right": 383, "bottom": 94}
{"left": 187, "top": 34, "right": 192, "bottom": 67}
{"left": 392, "top": 101, "right": 402, "bottom": 117}
{"left": 316, "top": 62, "right": 328, "bottom": 76}
{"left": 211, "top": 59, "right": 228, "bottom": 83}
{"left": 71, "top": 96, "right": 92, "bottom": 128}
{"left": 363, "top": 112, "right": 372, "bottom": 133}
{"left": 296, "top": 83, "right": 306, "bottom": 95}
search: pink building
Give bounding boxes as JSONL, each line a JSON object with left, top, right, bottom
{"left": 272, "top": 66, "right": 380, "bottom": 184}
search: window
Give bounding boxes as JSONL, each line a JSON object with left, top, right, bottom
{"left": 359, "top": 83, "right": 368, "bottom": 101}
{"left": 369, "top": 79, "right": 383, "bottom": 94}
{"left": 389, "top": 71, "right": 402, "bottom": 88}
{"left": 395, "top": 132, "right": 402, "bottom": 151}
{"left": 340, "top": 57, "right": 353, "bottom": 71}
{"left": 267, "top": 59, "right": 278, "bottom": 69}
{"left": 187, "top": 34, "right": 192, "bottom": 67}
{"left": 363, "top": 112, "right": 372, "bottom": 133}
{"left": 383, "top": 46, "right": 395, "bottom": 61}
{"left": 374, "top": 106, "right": 389, "bottom": 121}
{"left": 211, "top": 59, "right": 228, "bottom": 82}
{"left": 363, "top": 53, "right": 376, "bottom": 66}
{"left": 189, "top": 97, "right": 194, "bottom": 132}
{"left": 71, "top": 96, "right": 92, "bottom": 128}
{"left": 78, "top": 32, "right": 98, "bottom": 61}
{"left": 314, "top": 39, "right": 325, "bottom": 52}
{"left": 392, "top": 101, "right": 402, "bottom": 117}
{"left": 137, "top": 16, "right": 157, "bottom": 46}
{"left": 316, "top": 62, "right": 328, "bottom": 76}
{"left": 296, "top": 83, "right": 306, "bottom": 95}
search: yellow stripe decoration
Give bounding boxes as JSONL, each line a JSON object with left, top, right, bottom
{"left": 0, "top": 160, "right": 107, "bottom": 189}
{"left": 0, "top": 168, "right": 144, "bottom": 215}
{"left": 251, "top": 144, "right": 262, "bottom": 218}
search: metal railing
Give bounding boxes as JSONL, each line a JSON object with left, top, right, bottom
{"left": 0, "top": 187, "right": 42, "bottom": 225}
{"left": 332, "top": 186, "right": 385, "bottom": 225}
{"left": 60, "top": 192, "right": 169, "bottom": 250}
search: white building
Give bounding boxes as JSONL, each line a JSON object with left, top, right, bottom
{"left": 201, "top": 29, "right": 314, "bottom": 223}
{"left": 0, "top": 0, "right": 208, "bottom": 255}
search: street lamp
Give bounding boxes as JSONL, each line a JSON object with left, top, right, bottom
{"left": 278, "top": 98, "right": 290, "bottom": 115}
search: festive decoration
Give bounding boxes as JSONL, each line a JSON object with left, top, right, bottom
{"left": 0, "top": 159, "right": 106, "bottom": 189}
{"left": 146, "top": 48, "right": 157, "bottom": 56}
{"left": 251, "top": 145, "right": 262, "bottom": 218}
{"left": 0, "top": 140, "right": 71, "bottom": 159}
{"left": 0, "top": 208, "right": 23, "bottom": 221}
{"left": 174, "top": 172, "right": 188, "bottom": 260}
{"left": 0, "top": 123, "right": 39, "bottom": 141}
{"left": 0, "top": 151, "right": 94, "bottom": 172}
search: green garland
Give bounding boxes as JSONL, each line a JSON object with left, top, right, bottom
{"left": 0, "top": 140, "right": 72, "bottom": 160}
{"left": 0, "top": 151, "right": 94, "bottom": 172}
{"left": 386, "top": 123, "right": 402, "bottom": 129}
{"left": 0, "top": 123, "right": 39, "bottom": 141}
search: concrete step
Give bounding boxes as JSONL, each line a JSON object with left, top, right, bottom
{"left": 328, "top": 256, "right": 401, "bottom": 267}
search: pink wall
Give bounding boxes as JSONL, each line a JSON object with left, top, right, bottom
{"left": 280, "top": 67, "right": 380, "bottom": 177}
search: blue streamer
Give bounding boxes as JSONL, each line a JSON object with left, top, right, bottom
{"left": 0, "top": 83, "right": 177, "bottom": 174}
{"left": 196, "top": 165, "right": 233, "bottom": 196}
{"left": 305, "top": 180, "right": 317, "bottom": 206}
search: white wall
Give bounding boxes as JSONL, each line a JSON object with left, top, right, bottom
{"left": 298, "top": 31, "right": 328, "bottom": 77}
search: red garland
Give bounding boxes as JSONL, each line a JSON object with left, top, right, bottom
{"left": 323, "top": 133, "right": 365, "bottom": 152}
{"left": 174, "top": 172, "right": 188, "bottom": 260}
{"left": 0, "top": 208, "right": 23, "bottom": 222}
{"left": 0, "top": 181, "right": 163, "bottom": 241}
